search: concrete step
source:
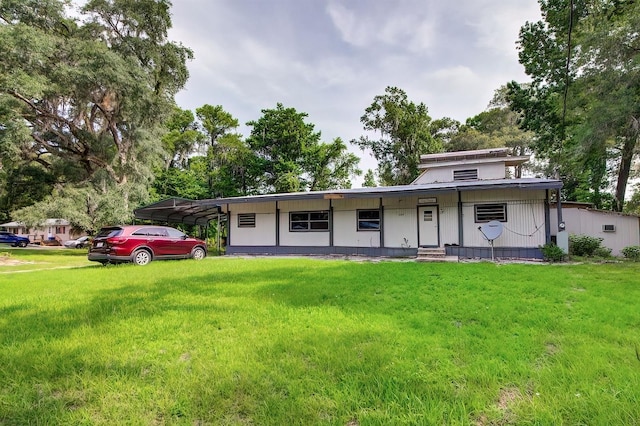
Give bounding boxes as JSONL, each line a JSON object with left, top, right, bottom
{"left": 415, "top": 247, "right": 458, "bottom": 262}
{"left": 417, "top": 247, "right": 446, "bottom": 257}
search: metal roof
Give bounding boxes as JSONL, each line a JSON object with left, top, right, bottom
{"left": 134, "top": 178, "right": 562, "bottom": 225}
{"left": 214, "top": 178, "right": 562, "bottom": 204}
{"left": 134, "top": 198, "right": 223, "bottom": 226}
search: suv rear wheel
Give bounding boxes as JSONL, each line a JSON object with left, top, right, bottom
{"left": 132, "top": 249, "right": 152, "bottom": 266}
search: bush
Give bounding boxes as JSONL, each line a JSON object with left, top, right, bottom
{"left": 569, "top": 234, "right": 606, "bottom": 257}
{"left": 540, "top": 243, "right": 565, "bottom": 262}
{"left": 593, "top": 246, "right": 612, "bottom": 258}
{"left": 621, "top": 246, "right": 640, "bottom": 261}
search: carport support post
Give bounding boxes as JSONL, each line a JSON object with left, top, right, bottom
{"left": 217, "top": 216, "right": 221, "bottom": 254}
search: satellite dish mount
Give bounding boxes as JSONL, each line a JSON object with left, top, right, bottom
{"left": 478, "top": 220, "right": 504, "bottom": 261}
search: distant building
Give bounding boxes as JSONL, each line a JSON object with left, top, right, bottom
{"left": 0, "top": 219, "right": 74, "bottom": 245}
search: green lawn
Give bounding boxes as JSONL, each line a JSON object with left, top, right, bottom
{"left": 0, "top": 247, "right": 93, "bottom": 272}
{"left": 1, "top": 254, "right": 639, "bottom": 425}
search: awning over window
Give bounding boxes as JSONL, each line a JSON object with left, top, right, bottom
{"left": 134, "top": 198, "right": 224, "bottom": 226}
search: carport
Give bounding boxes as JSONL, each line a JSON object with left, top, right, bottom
{"left": 134, "top": 198, "right": 227, "bottom": 251}
{"left": 134, "top": 198, "right": 225, "bottom": 226}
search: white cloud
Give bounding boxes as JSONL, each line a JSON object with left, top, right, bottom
{"left": 167, "top": 0, "right": 541, "bottom": 186}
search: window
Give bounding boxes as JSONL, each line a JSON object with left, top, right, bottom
{"left": 166, "top": 228, "right": 186, "bottom": 238}
{"left": 602, "top": 224, "right": 616, "bottom": 232}
{"left": 238, "top": 213, "right": 256, "bottom": 228}
{"left": 474, "top": 204, "right": 507, "bottom": 222}
{"left": 133, "top": 227, "right": 168, "bottom": 237}
{"left": 453, "top": 169, "right": 478, "bottom": 181}
{"left": 290, "top": 211, "right": 329, "bottom": 231}
{"left": 357, "top": 209, "right": 380, "bottom": 231}
{"left": 55, "top": 226, "right": 66, "bottom": 234}
{"left": 423, "top": 210, "right": 433, "bottom": 221}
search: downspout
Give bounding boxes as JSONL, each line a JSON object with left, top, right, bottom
{"left": 457, "top": 190, "right": 464, "bottom": 246}
{"left": 544, "top": 190, "right": 551, "bottom": 244}
{"left": 275, "top": 201, "right": 280, "bottom": 248}
{"left": 379, "top": 197, "right": 384, "bottom": 248}
{"left": 329, "top": 199, "right": 334, "bottom": 247}
{"left": 226, "top": 203, "right": 231, "bottom": 248}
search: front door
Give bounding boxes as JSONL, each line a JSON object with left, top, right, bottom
{"left": 418, "top": 206, "right": 439, "bottom": 247}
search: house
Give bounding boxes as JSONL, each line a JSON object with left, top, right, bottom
{"left": 550, "top": 202, "right": 640, "bottom": 256}
{"left": 135, "top": 148, "right": 565, "bottom": 260}
{"left": 0, "top": 219, "right": 74, "bottom": 245}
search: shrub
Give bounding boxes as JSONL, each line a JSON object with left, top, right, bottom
{"left": 621, "top": 246, "right": 640, "bottom": 261}
{"left": 593, "top": 246, "right": 612, "bottom": 258}
{"left": 540, "top": 243, "right": 565, "bottom": 262}
{"left": 569, "top": 234, "right": 606, "bottom": 257}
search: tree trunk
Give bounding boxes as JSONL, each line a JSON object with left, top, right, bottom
{"left": 614, "top": 118, "right": 639, "bottom": 211}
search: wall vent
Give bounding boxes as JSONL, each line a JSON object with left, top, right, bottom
{"left": 602, "top": 224, "right": 616, "bottom": 232}
{"left": 453, "top": 169, "right": 478, "bottom": 181}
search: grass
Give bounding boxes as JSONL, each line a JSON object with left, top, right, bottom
{"left": 1, "top": 254, "right": 639, "bottom": 425}
{"left": 0, "top": 247, "right": 93, "bottom": 272}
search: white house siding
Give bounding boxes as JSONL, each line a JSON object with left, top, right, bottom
{"left": 432, "top": 194, "right": 459, "bottom": 247}
{"left": 229, "top": 202, "right": 276, "bottom": 246}
{"left": 550, "top": 208, "right": 640, "bottom": 256}
{"left": 381, "top": 193, "right": 459, "bottom": 248}
{"left": 333, "top": 198, "right": 380, "bottom": 248}
{"left": 383, "top": 208, "right": 418, "bottom": 248}
{"left": 278, "top": 199, "right": 331, "bottom": 247}
{"left": 461, "top": 189, "right": 547, "bottom": 248}
{"left": 413, "top": 162, "right": 506, "bottom": 184}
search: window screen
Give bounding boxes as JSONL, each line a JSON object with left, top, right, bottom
{"left": 474, "top": 204, "right": 507, "bottom": 222}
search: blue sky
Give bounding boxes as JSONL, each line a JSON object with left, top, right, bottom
{"left": 166, "top": 0, "right": 541, "bottom": 184}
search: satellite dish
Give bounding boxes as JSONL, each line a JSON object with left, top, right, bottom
{"left": 480, "top": 221, "right": 503, "bottom": 241}
{"left": 478, "top": 221, "right": 503, "bottom": 261}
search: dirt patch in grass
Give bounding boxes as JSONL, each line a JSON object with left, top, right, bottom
{"left": 0, "top": 254, "right": 31, "bottom": 266}
{"left": 475, "top": 387, "right": 524, "bottom": 426}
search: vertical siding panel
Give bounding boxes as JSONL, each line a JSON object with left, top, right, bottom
{"left": 384, "top": 208, "right": 417, "bottom": 248}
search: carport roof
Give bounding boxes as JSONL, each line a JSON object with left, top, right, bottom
{"left": 134, "top": 198, "right": 223, "bottom": 226}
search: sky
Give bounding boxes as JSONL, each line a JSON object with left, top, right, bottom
{"left": 166, "top": 0, "right": 542, "bottom": 185}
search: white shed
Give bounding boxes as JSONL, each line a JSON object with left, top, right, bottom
{"left": 550, "top": 203, "right": 640, "bottom": 256}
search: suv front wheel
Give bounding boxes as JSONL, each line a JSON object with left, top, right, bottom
{"left": 132, "top": 249, "right": 152, "bottom": 266}
{"left": 191, "top": 246, "right": 206, "bottom": 260}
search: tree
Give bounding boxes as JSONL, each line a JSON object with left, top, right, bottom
{"left": 161, "top": 107, "right": 203, "bottom": 170}
{"left": 194, "top": 104, "right": 253, "bottom": 197}
{"left": 152, "top": 157, "right": 209, "bottom": 201}
{"left": 246, "top": 103, "right": 360, "bottom": 193}
{"left": 509, "top": 0, "right": 640, "bottom": 210}
{"left": 352, "top": 87, "right": 441, "bottom": 186}
{"left": 207, "top": 132, "right": 256, "bottom": 197}
{"left": 446, "top": 87, "right": 535, "bottom": 177}
{"left": 0, "top": 0, "right": 193, "bottom": 228}
{"left": 362, "top": 169, "right": 377, "bottom": 187}
{"left": 305, "top": 138, "right": 360, "bottom": 191}
{"left": 196, "top": 104, "right": 240, "bottom": 147}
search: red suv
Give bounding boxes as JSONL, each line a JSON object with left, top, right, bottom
{"left": 88, "top": 225, "right": 207, "bottom": 266}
